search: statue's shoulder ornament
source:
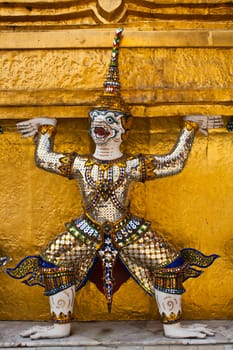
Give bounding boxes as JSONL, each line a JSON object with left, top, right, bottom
{"left": 59, "top": 153, "right": 89, "bottom": 178}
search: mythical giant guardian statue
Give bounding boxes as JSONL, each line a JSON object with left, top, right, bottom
{"left": 6, "top": 28, "right": 222, "bottom": 340}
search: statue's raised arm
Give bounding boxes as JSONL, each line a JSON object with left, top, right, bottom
{"left": 140, "top": 114, "right": 223, "bottom": 181}
{"left": 17, "top": 118, "right": 76, "bottom": 178}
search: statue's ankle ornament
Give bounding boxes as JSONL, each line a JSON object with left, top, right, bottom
{"left": 155, "top": 289, "right": 182, "bottom": 324}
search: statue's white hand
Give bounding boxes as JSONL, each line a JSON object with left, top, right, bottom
{"left": 184, "top": 115, "right": 224, "bottom": 136}
{"left": 16, "top": 117, "right": 57, "bottom": 138}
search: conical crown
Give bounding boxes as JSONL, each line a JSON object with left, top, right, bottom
{"left": 94, "top": 27, "right": 130, "bottom": 117}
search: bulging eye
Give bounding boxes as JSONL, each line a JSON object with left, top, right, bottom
{"left": 106, "top": 116, "right": 115, "bottom": 124}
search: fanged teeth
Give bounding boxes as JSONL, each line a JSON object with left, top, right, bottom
{"left": 94, "top": 126, "right": 110, "bottom": 137}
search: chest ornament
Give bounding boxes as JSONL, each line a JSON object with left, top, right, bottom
{"left": 84, "top": 157, "right": 127, "bottom": 212}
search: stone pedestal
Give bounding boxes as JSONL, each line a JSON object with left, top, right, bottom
{"left": 0, "top": 320, "right": 232, "bottom": 350}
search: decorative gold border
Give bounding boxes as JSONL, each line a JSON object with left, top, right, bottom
{"left": 0, "top": 30, "right": 232, "bottom": 49}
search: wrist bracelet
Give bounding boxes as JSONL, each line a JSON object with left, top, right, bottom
{"left": 182, "top": 120, "right": 199, "bottom": 132}
{"left": 39, "top": 124, "right": 57, "bottom": 136}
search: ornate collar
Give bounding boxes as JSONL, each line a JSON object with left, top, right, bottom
{"left": 85, "top": 154, "right": 131, "bottom": 171}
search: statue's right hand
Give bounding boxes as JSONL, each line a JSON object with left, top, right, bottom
{"left": 16, "top": 117, "right": 57, "bottom": 138}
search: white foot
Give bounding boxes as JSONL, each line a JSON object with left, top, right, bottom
{"left": 20, "top": 323, "right": 71, "bottom": 339}
{"left": 163, "top": 322, "right": 215, "bottom": 339}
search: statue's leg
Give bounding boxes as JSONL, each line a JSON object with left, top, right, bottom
{"left": 155, "top": 289, "right": 215, "bottom": 338}
{"left": 21, "top": 263, "right": 76, "bottom": 340}
{"left": 26, "top": 226, "right": 96, "bottom": 339}
{"left": 6, "top": 222, "right": 97, "bottom": 340}
{"left": 118, "top": 223, "right": 217, "bottom": 339}
{"left": 21, "top": 285, "right": 75, "bottom": 339}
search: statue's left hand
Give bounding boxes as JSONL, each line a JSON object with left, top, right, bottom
{"left": 184, "top": 115, "right": 224, "bottom": 136}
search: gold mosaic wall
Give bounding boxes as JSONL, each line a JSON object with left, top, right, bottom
{"left": 0, "top": 0, "right": 232, "bottom": 321}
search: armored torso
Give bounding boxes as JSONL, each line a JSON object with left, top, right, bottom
{"left": 34, "top": 124, "right": 196, "bottom": 227}
{"left": 72, "top": 155, "right": 142, "bottom": 224}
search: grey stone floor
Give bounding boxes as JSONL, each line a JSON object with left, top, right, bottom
{"left": 0, "top": 320, "right": 232, "bottom": 349}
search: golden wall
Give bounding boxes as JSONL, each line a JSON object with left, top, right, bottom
{"left": 0, "top": 0, "right": 232, "bottom": 321}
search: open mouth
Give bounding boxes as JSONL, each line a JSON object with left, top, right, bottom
{"left": 93, "top": 126, "right": 110, "bottom": 138}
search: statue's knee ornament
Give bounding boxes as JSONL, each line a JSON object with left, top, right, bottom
{"left": 41, "top": 266, "right": 76, "bottom": 296}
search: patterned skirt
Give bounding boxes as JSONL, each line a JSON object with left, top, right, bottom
{"left": 6, "top": 213, "right": 218, "bottom": 308}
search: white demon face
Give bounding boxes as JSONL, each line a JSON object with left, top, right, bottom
{"left": 89, "top": 109, "right": 125, "bottom": 145}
